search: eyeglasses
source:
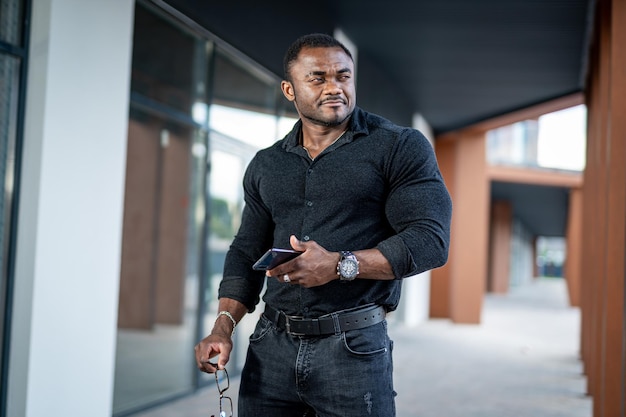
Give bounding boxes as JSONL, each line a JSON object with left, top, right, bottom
{"left": 211, "top": 366, "right": 233, "bottom": 417}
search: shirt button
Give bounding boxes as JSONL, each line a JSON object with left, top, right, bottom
{"left": 306, "top": 200, "right": 313, "bottom": 207}
{"left": 303, "top": 235, "right": 310, "bottom": 241}
{"left": 303, "top": 307, "right": 310, "bottom": 313}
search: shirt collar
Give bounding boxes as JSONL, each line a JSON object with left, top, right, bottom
{"left": 281, "top": 107, "right": 370, "bottom": 152}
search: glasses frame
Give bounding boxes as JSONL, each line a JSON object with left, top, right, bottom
{"left": 212, "top": 366, "right": 233, "bottom": 417}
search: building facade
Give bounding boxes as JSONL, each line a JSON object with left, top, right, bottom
{"left": 1, "top": 1, "right": 624, "bottom": 417}
{"left": 0, "top": 1, "right": 429, "bottom": 415}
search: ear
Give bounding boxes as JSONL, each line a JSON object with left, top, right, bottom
{"left": 281, "top": 80, "right": 296, "bottom": 102}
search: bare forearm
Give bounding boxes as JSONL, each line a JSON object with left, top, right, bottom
{"left": 352, "top": 248, "right": 395, "bottom": 281}
{"left": 211, "top": 298, "right": 249, "bottom": 336}
{"left": 267, "top": 236, "right": 396, "bottom": 287}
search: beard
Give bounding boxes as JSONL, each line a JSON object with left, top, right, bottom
{"left": 293, "top": 93, "right": 354, "bottom": 127}
{"left": 302, "top": 111, "right": 352, "bottom": 127}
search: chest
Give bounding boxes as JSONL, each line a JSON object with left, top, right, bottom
{"left": 257, "top": 143, "right": 389, "bottom": 214}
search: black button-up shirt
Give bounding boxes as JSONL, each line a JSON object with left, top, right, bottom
{"left": 219, "top": 107, "right": 452, "bottom": 317}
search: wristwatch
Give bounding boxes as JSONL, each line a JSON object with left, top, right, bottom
{"left": 337, "top": 251, "right": 359, "bottom": 282}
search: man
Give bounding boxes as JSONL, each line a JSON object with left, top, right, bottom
{"left": 195, "top": 33, "right": 452, "bottom": 417}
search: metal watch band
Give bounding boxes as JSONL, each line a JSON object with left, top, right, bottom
{"left": 337, "top": 251, "right": 359, "bottom": 281}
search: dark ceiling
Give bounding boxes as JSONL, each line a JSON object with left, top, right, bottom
{"left": 160, "top": 0, "right": 592, "bottom": 238}
{"left": 491, "top": 182, "right": 572, "bottom": 236}
{"left": 163, "top": 0, "right": 592, "bottom": 135}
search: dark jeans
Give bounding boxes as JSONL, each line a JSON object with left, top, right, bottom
{"left": 238, "top": 311, "right": 396, "bottom": 417}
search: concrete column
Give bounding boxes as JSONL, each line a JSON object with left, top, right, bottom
{"left": 8, "top": 2, "right": 134, "bottom": 416}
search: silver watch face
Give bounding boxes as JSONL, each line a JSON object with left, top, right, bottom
{"left": 340, "top": 259, "right": 358, "bottom": 279}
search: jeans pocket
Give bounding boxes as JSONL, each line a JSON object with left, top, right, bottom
{"left": 341, "top": 320, "right": 389, "bottom": 356}
{"left": 249, "top": 315, "right": 274, "bottom": 343}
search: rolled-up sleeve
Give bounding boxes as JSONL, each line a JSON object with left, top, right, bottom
{"left": 218, "top": 160, "right": 273, "bottom": 312}
{"left": 376, "top": 129, "right": 452, "bottom": 279}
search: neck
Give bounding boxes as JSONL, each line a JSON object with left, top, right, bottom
{"left": 301, "top": 128, "right": 347, "bottom": 160}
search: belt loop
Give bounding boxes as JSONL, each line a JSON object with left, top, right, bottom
{"left": 331, "top": 312, "right": 341, "bottom": 335}
{"left": 266, "top": 305, "right": 281, "bottom": 327}
{"left": 271, "top": 307, "right": 279, "bottom": 324}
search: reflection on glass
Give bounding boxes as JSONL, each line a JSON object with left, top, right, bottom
{"left": 114, "top": 108, "right": 201, "bottom": 414}
{"left": 210, "top": 104, "right": 299, "bottom": 149}
{"left": 200, "top": 134, "right": 251, "bottom": 384}
{"left": 115, "top": 2, "right": 300, "bottom": 412}
{"left": 0, "top": 0, "right": 24, "bottom": 46}
{"left": 201, "top": 48, "right": 288, "bottom": 374}
{"left": 0, "top": 50, "right": 20, "bottom": 380}
{"left": 113, "top": 4, "right": 204, "bottom": 414}
{"left": 206, "top": 149, "right": 243, "bottom": 323}
{"left": 210, "top": 105, "right": 280, "bottom": 149}
{"left": 130, "top": 5, "right": 195, "bottom": 113}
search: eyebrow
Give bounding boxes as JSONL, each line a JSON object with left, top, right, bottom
{"left": 307, "top": 67, "right": 352, "bottom": 77}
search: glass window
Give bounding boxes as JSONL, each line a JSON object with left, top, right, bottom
{"left": 201, "top": 47, "right": 287, "bottom": 377}
{"left": 536, "top": 105, "right": 586, "bottom": 171}
{"left": 130, "top": 5, "right": 195, "bottom": 114}
{"left": 486, "top": 120, "right": 539, "bottom": 167}
{"left": 210, "top": 104, "right": 281, "bottom": 150}
{"left": 0, "top": 51, "right": 20, "bottom": 394}
{"left": 113, "top": 4, "right": 205, "bottom": 414}
{"left": 486, "top": 105, "right": 587, "bottom": 172}
{"left": 0, "top": 0, "right": 24, "bottom": 46}
{"left": 116, "top": 2, "right": 299, "bottom": 412}
{"left": 114, "top": 107, "right": 203, "bottom": 414}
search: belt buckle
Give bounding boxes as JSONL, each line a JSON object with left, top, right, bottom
{"left": 284, "top": 314, "right": 306, "bottom": 336}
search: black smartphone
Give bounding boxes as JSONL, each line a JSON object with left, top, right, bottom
{"left": 252, "top": 248, "right": 303, "bottom": 270}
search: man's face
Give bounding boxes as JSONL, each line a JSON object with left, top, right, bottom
{"left": 282, "top": 46, "right": 356, "bottom": 127}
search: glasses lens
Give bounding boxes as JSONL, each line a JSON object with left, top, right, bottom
{"left": 215, "top": 368, "right": 229, "bottom": 394}
{"left": 219, "top": 395, "right": 233, "bottom": 417}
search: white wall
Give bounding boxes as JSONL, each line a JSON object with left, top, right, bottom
{"left": 396, "top": 114, "right": 436, "bottom": 326}
{"left": 8, "top": 1, "right": 134, "bottom": 416}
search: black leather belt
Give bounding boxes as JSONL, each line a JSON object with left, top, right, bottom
{"left": 264, "top": 304, "right": 386, "bottom": 337}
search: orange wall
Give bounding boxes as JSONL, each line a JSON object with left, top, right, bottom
{"left": 580, "top": 0, "right": 626, "bottom": 416}
{"left": 430, "top": 141, "right": 454, "bottom": 318}
{"left": 434, "top": 132, "right": 489, "bottom": 324}
{"left": 488, "top": 200, "right": 512, "bottom": 294}
{"left": 433, "top": 96, "right": 586, "bottom": 323}
{"left": 564, "top": 188, "right": 582, "bottom": 307}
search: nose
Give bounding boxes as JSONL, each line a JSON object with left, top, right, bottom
{"left": 324, "top": 79, "right": 343, "bottom": 95}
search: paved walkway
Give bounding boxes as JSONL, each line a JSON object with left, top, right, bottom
{"left": 136, "top": 277, "right": 592, "bottom": 417}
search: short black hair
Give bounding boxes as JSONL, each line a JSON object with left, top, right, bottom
{"left": 283, "top": 33, "right": 353, "bottom": 81}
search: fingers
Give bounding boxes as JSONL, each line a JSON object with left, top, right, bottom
{"left": 289, "top": 234, "right": 304, "bottom": 251}
{"left": 194, "top": 338, "right": 232, "bottom": 373}
{"left": 266, "top": 266, "right": 296, "bottom": 283}
{"left": 270, "top": 272, "right": 296, "bottom": 284}
{"left": 217, "top": 349, "right": 231, "bottom": 369}
{"left": 194, "top": 343, "right": 213, "bottom": 372}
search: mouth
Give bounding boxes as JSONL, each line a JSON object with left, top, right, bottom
{"left": 321, "top": 98, "right": 346, "bottom": 107}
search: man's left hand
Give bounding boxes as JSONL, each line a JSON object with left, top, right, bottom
{"left": 266, "top": 235, "right": 340, "bottom": 287}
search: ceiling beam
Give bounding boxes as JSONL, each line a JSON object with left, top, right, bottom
{"left": 437, "top": 92, "right": 585, "bottom": 141}
{"left": 487, "top": 165, "right": 583, "bottom": 188}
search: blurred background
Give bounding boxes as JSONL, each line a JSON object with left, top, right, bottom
{"left": 1, "top": 1, "right": 624, "bottom": 416}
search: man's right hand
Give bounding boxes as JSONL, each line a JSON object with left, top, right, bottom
{"left": 195, "top": 299, "right": 247, "bottom": 373}
{"left": 194, "top": 331, "right": 233, "bottom": 373}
